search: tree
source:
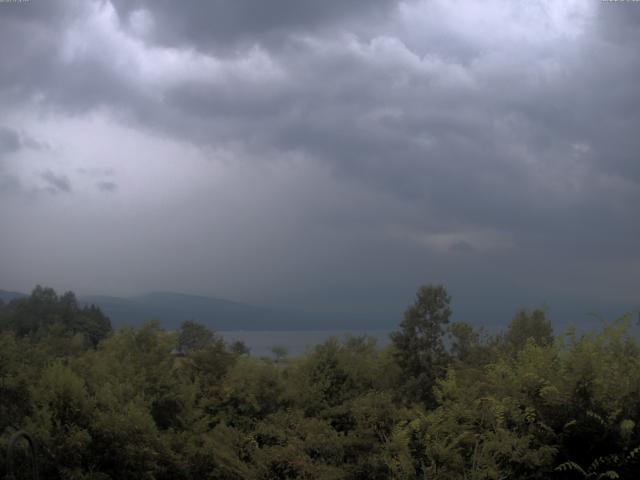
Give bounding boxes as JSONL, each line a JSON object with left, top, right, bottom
{"left": 271, "top": 346, "right": 289, "bottom": 363}
{"left": 390, "top": 284, "right": 452, "bottom": 407}
{"left": 448, "top": 321, "right": 479, "bottom": 363}
{"left": 503, "top": 308, "right": 553, "bottom": 354}
{"left": 176, "top": 320, "right": 214, "bottom": 353}
{"left": 229, "top": 340, "right": 250, "bottom": 357}
{"left": 2, "top": 286, "right": 111, "bottom": 347}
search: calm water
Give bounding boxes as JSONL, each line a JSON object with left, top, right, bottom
{"left": 219, "top": 329, "right": 392, "bottom": 357}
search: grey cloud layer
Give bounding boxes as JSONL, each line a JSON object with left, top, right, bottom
{"left": 0, "top": 125, "right": 49, "bottom": 193}
{"left": 110, "top": 0, "right": 396, "bottom": 50}
{"left": 0, "top": 0, "right": 638, "bottom": 322}
{"left": 41, "top": 170, "right": 72, "bottom": 194}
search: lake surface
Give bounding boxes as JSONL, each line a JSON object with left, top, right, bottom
{"left": 219, "top": 329, "right": 392, "bottom": 357}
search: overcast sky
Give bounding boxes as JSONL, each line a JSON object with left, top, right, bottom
{"left": 1, "top": 0, "right": 639, "bottom": 327}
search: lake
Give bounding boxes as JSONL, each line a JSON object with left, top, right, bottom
{"left": 219, "top": 329, "right": 392, "bottom": 357}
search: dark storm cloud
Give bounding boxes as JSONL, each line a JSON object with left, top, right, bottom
{"left": 0, "top": 126, "right": 48, "bottom": 154}
{"left": 97, "top": 181, "right": 117, "bottom": 193}
{"left": 0, "top": 126, "right": 50, "bottom": 195}
{"left": 0, "top": 175, "right": 21, "bottom": 194}
{"left": 41, "top": 170, "right": 72, "bottom": 194}
{"left": 0, "top": 127, "right": 20, "bottom": 194}
{"left": 0, "top": 1, "right": 138, "bottom": 115}
{"left": 148, "top": 25, "right": 640, "bottom": 262}
{"left": 109, "top": 0, "right": 397, "bottom": 51}
{"left": 0, "top": 127, "right": 21, "bottom": 154}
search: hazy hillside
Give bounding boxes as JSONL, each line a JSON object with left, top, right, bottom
{"left": 80, "top": 291, "right": 328, "bottom": 330}
{"left": 1, "top": 289, "right": 381, "bottom": 330}
{"left": 0, "top": 289, "right": 27, "bottom": 303}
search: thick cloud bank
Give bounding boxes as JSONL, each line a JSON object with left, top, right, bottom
{"left": 0, "top": 0, "right": 638, "bottom": 326}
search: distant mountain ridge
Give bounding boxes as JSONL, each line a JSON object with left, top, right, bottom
{"left": 0, "top": 289, "right": 27, "bottom": 303}
{"left": 81, "top": 291, "right": 319, "bottom": 330}
{"left": 1, "top": 289, "right": 339, "bottom": 331}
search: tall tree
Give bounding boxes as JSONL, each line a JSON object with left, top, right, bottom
{"left": 390, "top": 284, "right": 452, "bottom": 407}
{"left": 503, "top": 308, "right": 553, "bottom": 354}
{"left": 2, "top": 286, "right": 111, "bottom": 346}
{"left": 176, "top": 320, "right": 214, "bottom": 353}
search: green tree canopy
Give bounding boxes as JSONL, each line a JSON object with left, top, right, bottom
{"left": 0, "top": 285, "right": 111, "bottom": 347}
{"left": 176, "top": 319, "right": 214, "bottom": 353}
{"left": 503, "top": 308, "right": 554, "bottom": 354}
{"left": 390, "top": 284, "right": 452, "bottom": 406}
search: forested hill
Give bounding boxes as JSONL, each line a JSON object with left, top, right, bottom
{"left": 0, "top": 289, "right": 27, "bottom": 303}
{"left": 2, "top": 289, "right": 337, "bottom": 331}
{"left": 80, "top": 292, "right": 325, "bottom": 330}
{"left": 4, "top": 288, "right": 635, "bottom": 333}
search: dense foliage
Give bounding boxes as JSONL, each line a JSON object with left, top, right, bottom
{"left": 1, "top": 285, "right": 640, "bottom": 479}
